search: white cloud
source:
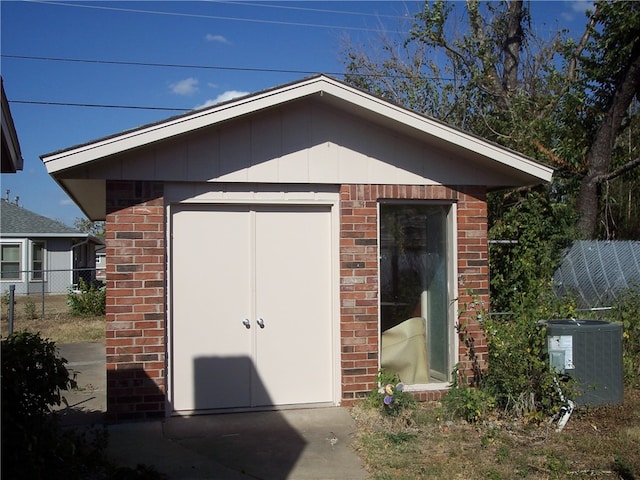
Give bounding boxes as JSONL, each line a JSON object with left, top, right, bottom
{"left": 571, "top": 0, "right": 594, "bottom": 14}
{"left": 561, "top": 0, "right": 594, "bottom": 21}
{"left": 205, "top": 34, "right": 230, "bottom": 44}
{"left": 170, "top": 77, "right": 199, "bottom": 96}
{"left": 194, "top": 90, "right": 249, "bottom": 109}
{"left": 60, "top": 198, "right": 74, "bottom": 206}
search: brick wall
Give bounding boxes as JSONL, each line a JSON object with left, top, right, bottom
{"left": 339, "top": 185, "right": 489, "bottom": 405}
{"left": 103, "top": 181, "right": 489, "bottom": 417}
{"left": 105, "top": 180, "right": 166, "bottom": 420}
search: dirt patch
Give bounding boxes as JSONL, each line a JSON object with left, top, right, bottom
{"left": 1, "top": 294, "right": 104, "bottom": 343}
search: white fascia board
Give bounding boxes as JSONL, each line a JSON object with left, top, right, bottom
{"left": 41, "top": 75, "right": 553, "bottom": 182}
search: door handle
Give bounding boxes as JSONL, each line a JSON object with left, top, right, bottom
{"left": 242, "top": 318, "right": 251, "bottom": 329}
{"left": 256, "top": 318, "right": 265, "bottom": 329}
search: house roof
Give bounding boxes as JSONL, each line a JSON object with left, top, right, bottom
{"left": 41, "top": 75, "right": 554, "bottom": 220}
{"left": 0, "top": 198, "right": 102, "bottom": 243}
{"left": 553, "top": 240, "right": 640, "bottom": 308}
{"left": 1, "top": 77, "right": 24, "bottom": 174}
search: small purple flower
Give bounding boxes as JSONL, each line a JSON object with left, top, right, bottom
{"left": 384, "top": 395, "right": 394, "bottom": 405}
{"left": 396, "top": 383, "right": 404, "bottom": 392}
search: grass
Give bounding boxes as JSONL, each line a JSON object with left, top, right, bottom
{"left": 353, "top": 389, "right": 640, "bottom": 479}
{"left": 1, "top": 294, "right": 104, "bottom": 343}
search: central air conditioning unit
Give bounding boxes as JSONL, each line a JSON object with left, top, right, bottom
{"left": 546, "top": 319, "right": 623, "bottom": 407}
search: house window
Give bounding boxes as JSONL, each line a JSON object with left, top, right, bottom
{"left": 31, "top": 241, "right": 46, "bottom": 281}
{"left": 379, "top": 203, "right": 451, "bottom": 384}
{"left": 1, "top": 244, "right": 21, "bottom": 280}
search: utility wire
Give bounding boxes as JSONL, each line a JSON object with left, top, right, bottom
{"left": 1, "top": 54, "right": 336, "bottom": 76}
{"left": 8, "top": 100, "right": 189, "bottom": 112}
{"left": 26, "top": 0, "right": 410, "bottom": 34}
{"left": 1, "top": 54, "right": 453, "bottom": 81}
{"left": 208, "top": 0, "right": 414, "bottom": 20}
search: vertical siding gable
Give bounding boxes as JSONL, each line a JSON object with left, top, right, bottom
{"left": 186, "top": 128, "right": 220, "bottom": 181}
{"left": 73, "top": 99, "right": 520, "bottom": 187}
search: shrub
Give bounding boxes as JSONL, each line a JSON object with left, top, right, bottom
{"left": 481, "top": 293, "right": 576, "bottom": 418}
{"left": 443, "top": 365, "right": 495, "bottom": 423}
{"left": 1, "top": 331, "right": 167, "bottom": 479}
{"left": 1, "top": 331, "right": 78, "bottom": 479}
{"left": 24, "top": 298, "right": 38, "bottom": 319}
{"left": 67, "top": 278, "right": 106, "bottom": 316}
{"left": 607, "top": 289, "right": 640, "bottom": 387}
{"left": 1, "top": 331, "right": 75, "bottom": 419}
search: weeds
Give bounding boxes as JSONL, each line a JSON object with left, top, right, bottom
{"left": 67, "top": 278, "right": 106, "bottom": 317}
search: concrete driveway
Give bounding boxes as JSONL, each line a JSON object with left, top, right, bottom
{"left": 56, "top": 342, "right": 369, "bottom": 480}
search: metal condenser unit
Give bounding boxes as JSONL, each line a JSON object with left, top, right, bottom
{"left": 546, "top": 319, "right": 623, "bottom": 407}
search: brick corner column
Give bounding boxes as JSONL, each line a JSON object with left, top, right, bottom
{"left": 105, "top": 181, "right": 166, "bottom": 421}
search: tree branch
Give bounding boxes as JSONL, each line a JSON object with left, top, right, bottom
{"left": 595, "top": 157, "right": 640, "bottom": 183}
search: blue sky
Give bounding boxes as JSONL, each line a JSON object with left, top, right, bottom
{"left": 1, "top": 0, "right": 592, "bottom": 227}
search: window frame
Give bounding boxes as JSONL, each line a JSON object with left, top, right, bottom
{"left": 30, "top": 240, "right": 46, "bottom": 282}
{"left": 0, "top": 242, "right": 23, "bottom": 281}
{"left": 378, "top": 200, "right": 457, "bottom": 388}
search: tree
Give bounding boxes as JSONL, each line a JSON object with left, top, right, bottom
{"left": 572, "top": 1, "right": 640, "bottom": 237}
{"left": 342, "top": 0, "right": 640, "bottom": 239}
{"left": 73, "top": 217, "right": 105, "bottom": 237}
{"left": 342, "top": 0, "right": 639, "bottom": 309}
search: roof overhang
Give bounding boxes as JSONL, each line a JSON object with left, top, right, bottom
{"left": 0, "top": 232, "right": 104, "bottom": 244}
{"left": 1, "top": 78, "right": 24, "bottom": 174}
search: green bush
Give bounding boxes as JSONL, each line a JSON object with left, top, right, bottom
{"left": 1, "top": 331, "right": 78, "bottom": 478}
{"left": 607, "top": 289, "right": 640, "bottom": 387}
{"left": 67, "top": 278, "right": 106, "bottom": 316}
{"left": 1, "top": 331, "right": 76, "bottom": 419}
{"left": 24, "top": 298, "right": 38, "bottom": 319}
{"left": 481, "top": 294, "right": 576, "bottom": 418}
{"left": 444, "top": 291, "right": 578, "bottom": 423}
{"left": 1, "top": 331, "right": 167, "bottom": 479}
{"left": 443, "top": 365, "right": 495, "bottom": 423}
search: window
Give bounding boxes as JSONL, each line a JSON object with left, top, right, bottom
{"left": 1, "top": 244, "right": 21, "bottom": 280}
{"left": 379, "top": 203, "right": 451, "bottom": 384}
{"left": 31, "top": 241, "right": 45, "bottom": 281}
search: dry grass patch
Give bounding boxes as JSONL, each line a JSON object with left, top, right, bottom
{"left": 352, "top": 389, "right": 640, "bottom": 479}
{"left": 1, "top": 294, "right": 104, "bottom": 344}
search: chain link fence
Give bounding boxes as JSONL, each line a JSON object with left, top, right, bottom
{"left": 1, "top": 267, "right": 104, "bottom": 329}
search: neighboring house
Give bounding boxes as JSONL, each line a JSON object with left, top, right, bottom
{"left": 95, "top": 244, "right": 106, "bottom": 281}
{"left": 41, "top": 75, "right": 553, "bottom": 420}
{"left": 1, "top": 77, "right": 24, "bottom": 174}
{"left": 0, "top": 198, "right": 104, "bottom": 295}
{"left": 554, "top": 240, "right": 640, "bottom": 308}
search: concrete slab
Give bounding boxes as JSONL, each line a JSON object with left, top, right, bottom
{"left": 54, "top": 343, "right": 369, "bottom": 480}
{"left": 55, "top": 342, "right": 106, "bottom": 426}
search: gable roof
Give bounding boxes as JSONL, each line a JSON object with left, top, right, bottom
{"left": 41, "top": 75, "right": 554, "bottom": 220}
{"left": 0, "top": 198, "right": 102, "bottom": 243}
{"left": 553, "top": 240, "right": 640, "bottom": 308}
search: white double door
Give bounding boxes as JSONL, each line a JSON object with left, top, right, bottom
{"left": 171, "top": 204, "right": 334, "bottom": 412}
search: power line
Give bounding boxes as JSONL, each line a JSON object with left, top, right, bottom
{"left": 209, "top": 1, "right": 414, "bottom": 21}
{"left": 26, "top": 0, "right": 410, "bottom": 34}
{"left": 1, "top": 54, "right": 454, "bottom": 81}
{"left": 1, "top": 54, "right": 337, "bottom": 76}
{"left": 9, "top": 100, "right": 189, "bottom": 112}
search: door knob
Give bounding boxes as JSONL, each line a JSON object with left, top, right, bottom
{"left": 242, "top": 318, "right": 251, "bottom": 329}
{"left": 257, "top": 318, "right": 265, "bottom": 329}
